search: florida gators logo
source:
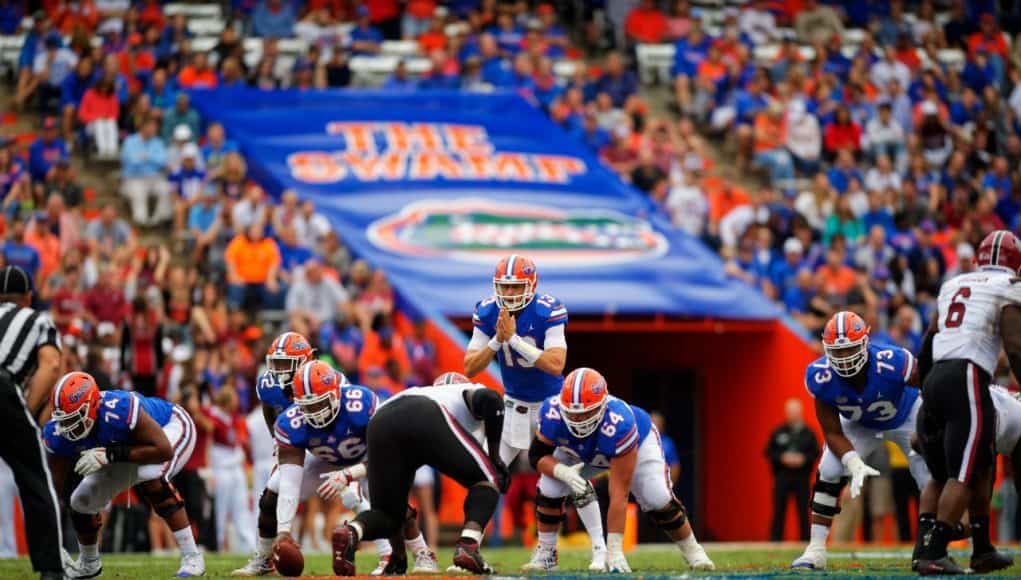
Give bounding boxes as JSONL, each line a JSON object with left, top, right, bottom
{"left": 67, "top": 381, "right": 92, "bottom": 404}
{"left": 368, "top": 198, "right": 669, "bottom": 267}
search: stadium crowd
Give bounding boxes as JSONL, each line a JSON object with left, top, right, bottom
{"left": 3, "top": 0, "right": 1021, "bottom": 555}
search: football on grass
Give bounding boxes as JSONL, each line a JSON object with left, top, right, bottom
{"left": 273, "top": 538, "right": 304, "bottom": 577}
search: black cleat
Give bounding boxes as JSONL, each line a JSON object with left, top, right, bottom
{"left": 971, "top": 549, "right": 1014, "bottom": 573}
{"left": 950, "top": 522, "right": 970, "bottom": 541}
{"left": 331, "top": 524, "right": 359, "bottom": 576}
{"left": 450, "top": 539, "right": 493, "bottom": 574}
{"left": 382, "top": 553, "right": 409, "bottom": 575}
{"left": 916, "top": 557, "right": 967, "bottom": 576}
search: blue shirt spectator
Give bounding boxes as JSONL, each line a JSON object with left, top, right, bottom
{"left": 169, "top": 161, "right": 206, "bottom": 203}
{"left": 27, "top": 120, "right": 68, "bottom": 182}
{"left": 17, "top": 19, "right": 46, "bottom": 71}
{"left": 188, "top": 196, "right": 221, "bottom": 233}
{"left": 734, "top": 84, "right": 768, "bottom": 126}
{"left": 0, "top": 0, "right": 22, "bottom": 35}
{"left": 593, "top": 53, "right": 637, "bottom": 108}
{"left": 60, "top": 58, "right": 95, "bottom": 110}
{"left": 252, "top": 0, "right": 296, "bottom": 38}
{"left": 671, "top": 29, "right": 713, "bottom": 77}
{"left": 121, "top": 121, "right": 168, "bottom": 178}
{"left": 350, "top": 9, "right": 383, "bottom": 56}
{"left": 490, "top": 15, "right": 524, "bottom": 55}
{"left": 2, "top": 222, "right": 40, "bottom": 280}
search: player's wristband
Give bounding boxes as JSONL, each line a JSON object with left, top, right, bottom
{"left": 346, "top": 463, "right": 367, "bottom": 482}
{"left": 508, "top": 334, "right": 542, "bottom": 364}
{"left": 106, "top": 444, "right": 132, "bottom": 463}
{"left": 487, "top": 337, "right": 502, "bottom": 352}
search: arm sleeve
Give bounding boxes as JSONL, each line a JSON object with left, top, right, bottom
{"left": 543, "top": 324, "right": 566, "bottom": 349}
{"left": 468, "top": 388, "right": 504, "bottom": 456}
{"left": 467, "top": 326, "right": 491, "bottom": 351}
{"left": 275, "top": 463, "right": 303, "bottom": 534}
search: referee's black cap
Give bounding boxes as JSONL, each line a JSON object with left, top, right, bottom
{"left": 0, "top": 265, "right": 33, "bottom": 294}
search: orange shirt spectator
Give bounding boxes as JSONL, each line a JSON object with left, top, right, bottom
{"left": 358, "top": 328, "right": 411, "bottom": 380}
{"left": 696, "top": 56, "right": 727, "bottom": 87}
{"left": 25, "top": 220, "right": 60, "bottom": 285}
{"left": 753, "top": 109, "right": 786, "bottom": 152}
{"left": 366, "top": 0, "right": 400, "bottom": 22}
{"left": 224, "top": 231, "right": 281, "bottom": 284}
{"left": 418, "top": 30, "right": 447, "bottom": 52}
{"left": 119, "top": 39, "right": 156, "bottom": 93}
{"left": 967, "top": 15, "right": 1008, "bottom": 59}
{"left": 815, "top": 261, "right": 857, "bottom": 298}
{"left": 50, "top": 0, "right": 99, "bottom": 33}
{"left": 708, "top": 183, "right": 750, "bottom": 223}
{"left": 406, "top": 0, "right": 436, "bottom": 19}
{"left": 78, "top": 86, "right": 120, "bottom": 123}
{"left": 138, "top": 0, "right": 165, "bottom": 31}
{"left": 625, "top": 0, "right": 667, "bottom": 44}
{"left": 178, "top": 61, "right": 219, "bottom": 89}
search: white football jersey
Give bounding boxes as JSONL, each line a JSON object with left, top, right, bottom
{"left": 933, "top": 268, "right": 1021, "bottom": 376}
{"left": 992, "top": 385, "right": 1021, "bottom": 455}
{"left": 385, "top": 384, "right": 488, "bottom": 443}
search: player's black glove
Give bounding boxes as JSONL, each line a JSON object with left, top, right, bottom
{"left": 490, "top": 456, "right": 511, "bottom": 493}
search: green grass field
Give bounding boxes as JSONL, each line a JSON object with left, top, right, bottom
{"left": 1, "top": 545, "right": 1020, "bottom": 579}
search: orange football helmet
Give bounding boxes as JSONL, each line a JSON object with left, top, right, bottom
{"left": 559, "top": 367, "right": 609, "bottom": 438}
{"left": 433, "top": 371, "right": 470, "bottom": 385}
{"left": 266, "top": 332, "right": 314, "bottom": 387}
{"left": 493, "top": 255, "right": 538, "bottom": 311}
{"left": 292, "top": 360, "right": 342, "bottom": 428}
{"left": 51, "top": 371, "right": 101, "bottom": 441}
{"left": 822, "top": 311, "right": 871, "bottom": 377}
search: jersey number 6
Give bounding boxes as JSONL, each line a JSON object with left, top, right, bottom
{"left": 945, "top": 286, "right": 971, "bottom": 328}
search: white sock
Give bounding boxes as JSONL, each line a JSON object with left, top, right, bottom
{"left": 375, "top": 538, "right": 392, "bottom": 557}
{"left": 258, "top": 536, "right": 274, "bottom": 556}
{"left": 173, "top": 527, "right": 199, "bottom": 556}
{"left": 460, "top": 528, "right": 483, "bottom": 543}
{"left": 537, "top": 530, "right": 558, "bottom": 549}
{"left": 406, "top": 533, "right": 429, "bottom": 553}
{"left": 79, "top": 542, "right": 99, "bottom": 560}
{"left": 809, "top": 523, "right": 830, "bottom": 548}
{"left": 349, "top": 521, "right": 364, "bottom": 540}
{"left": 576, "top": 501, "right": 606, "bottom": 551}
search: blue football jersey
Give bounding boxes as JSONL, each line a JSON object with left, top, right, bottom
{"left": 805, "top": 342, "right": 918, "bottom": 430}
{"left": 274, "top": 385, "right": 376, "bottom": 467}
{"left": 256, "top": 371, "right": 292, "bottom": 414}
{"left": 473, "top": 293, "right": 567, "bottom": 403}
{"left": 44, "top": 390, "right": 176, "bottom": 458}
{"left": 537, "top": 396, "right": 651, "bottom": 468}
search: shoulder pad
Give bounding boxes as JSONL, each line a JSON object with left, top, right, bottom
{"left": 804, "top": 357, "right": 834, "bottom": 397}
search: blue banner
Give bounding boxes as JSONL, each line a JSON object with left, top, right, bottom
{"left": 191, "top": 89, "right": 779, "bottom": 320}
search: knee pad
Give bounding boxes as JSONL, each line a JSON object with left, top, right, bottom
{"left": 463, "top": 483, "right": 500, "bottom": 529}
{"left": 258, "top": 490, "right": 278, "bottom": 539}
{"left": 70, "top": 509, "right": 102, "bottom": 536}
{"left": 810, "top": 476, "right": 847, "bottom": 519}
{"left": 648, "top": 497, "right": 687, "bottom": 531}
{"left": 133, "top": 479, "right": 184, "bottom": 520}
{"left": 534, "top": 491, "right": 566, "bottom": 525}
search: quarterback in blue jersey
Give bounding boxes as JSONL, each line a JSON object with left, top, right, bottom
{"left": 524, "top": 368, "right": 714, "bottom": 574}
{"left": 464, "top": 255, "right": 568, "bottom": 464}
{"left": 792, "top": 311, "right": 931, "bottom": 571}
{"left": 44, "top": 372, "right": 203, "bottom": 578}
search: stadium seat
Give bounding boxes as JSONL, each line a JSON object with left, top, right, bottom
{"left": 164, "top": 3, "right": 221, "bottom": 19}
{"left": 552, "top": 60, "right": 578, "bottom": 80}
{"left": 635, "top": 43, "right": 674, "bottom": 85}
{"left": 381, "top": 40, "right": 421, "bottom": 57}
{"left": 936, "top": 48, "right": 965, "bottom": 70}
{"left": 190, "top": 37, "right": 219, "bottom": 54}
{"left": 187, "top": 18, "right": 227, "bottom": 37}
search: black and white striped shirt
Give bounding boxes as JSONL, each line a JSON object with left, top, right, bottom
{"left": 0, "top": 302, "right": 60, "bottom": 384}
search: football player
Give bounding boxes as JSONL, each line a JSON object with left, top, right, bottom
{"left": 463, "top": 256, "right": 610, "bottom": 567}
{"left": 44, "top": 372, "right": 204, "bottom": 578}
{"left": 525, "top": 368, "right": 714, "bottom": 573}
{"left": 256, "top": 332, "right": 315, "bottom": 431}
{"left": 915, "top": 230, "right": 1021, "bottom": 575}
{"left": 792, "top": 311, "right": 930, "bottom": 570}
{"left": 241, "top": 360, "right": 435, "bottom": 575}
{"left": 331, "top": 371, "right": 509, "bottom": 576}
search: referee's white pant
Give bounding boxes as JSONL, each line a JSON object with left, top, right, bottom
{"left": 0, "top": 459, "right": 17, "bottom": 558}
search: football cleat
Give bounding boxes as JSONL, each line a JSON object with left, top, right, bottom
{"left": 331, "top": 524, "right": 358, "bottom": 576}
{"left": 230, "top": 552, "right": 274, "bottom": 576}
{"left": 681, "top": 542, "right": 715, "bottom": 571}
{"left": 971, "top": 549, "right": 1014, "bottom": 573}
{"left": 371, "top": 553, "right": 408, "bottom": 576}
{"left": 915, "top": 556, "right": 967, "bottom": 576}
{"left": 175, "top": 552, "right": 206, "bottom": 577}
{"left": 448, "top": 539, "right": 493, "bottom": 574}
{"left": 66, "top": 554, "right": 102, "bottom": 580}
{"left": 588, "top": 545, "right": 607, "bottom": 572}
{"left": 412, "top": 548, "right": 440, "bottom": 573}
{"left": 791, "top": 546, "right": 827, "bottom": 570}
{"left": 521, "top": 544, "right": 559, "bottom": 572}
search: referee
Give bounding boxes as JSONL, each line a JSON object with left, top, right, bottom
{"left": 0, "top": 265, "right": 64, "bottom": 579}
